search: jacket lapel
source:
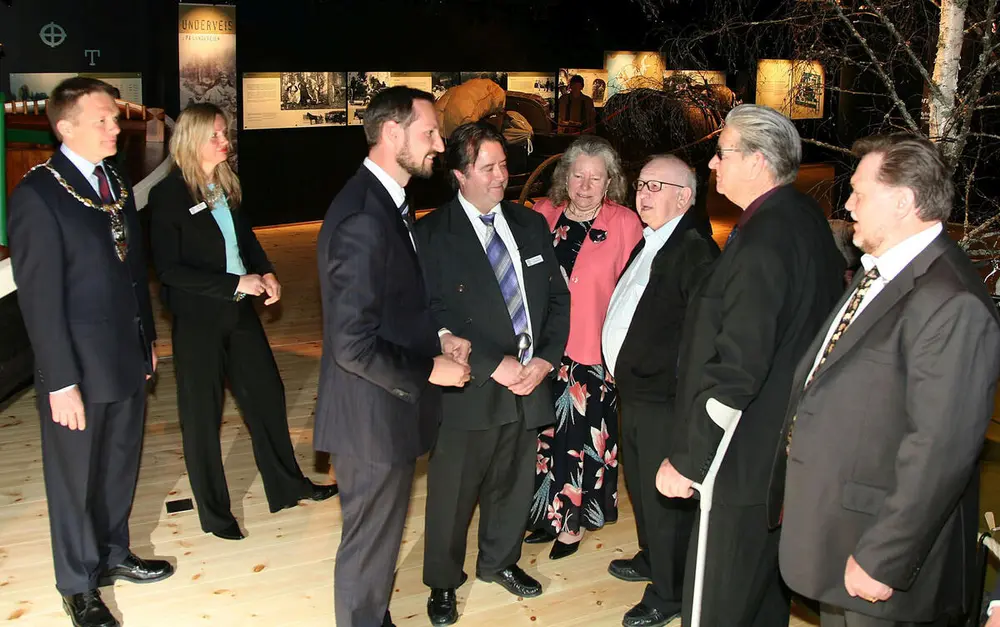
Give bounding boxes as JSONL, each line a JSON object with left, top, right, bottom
{"left": 359, "top": 166, "right": 418, "bottom": 264}
{"left": 444, "top": 198, "right": 511, "bottom": 319}
{"left": 806, "top": 234, "right": 949, "bottom": 386}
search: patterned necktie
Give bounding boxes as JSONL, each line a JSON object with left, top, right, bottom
{"left": 480, "top": 213, "right": 528, "bottom": 338}
{"left": 400, "top": 198, "right": 413, "bottom": 230}
{"left": 724, "top": 223, "right": 739, "bottom": 248}
{"left": 786, "top": 265, "right": 881, "bottom": 454}
{"left": 93, "top": 164, "right": 128, "bottom": 262}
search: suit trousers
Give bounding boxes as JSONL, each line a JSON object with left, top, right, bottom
{"left": 620, "top": 400, "right": 696, "bottom": 615}
{"left": 681, "top": 502, "right": 791, "bottom": 627}
{"left": 39, "top": 382, "right": 145, "bottom": 595}
{"left": 331, "top": 454, "right": 415, "bottom": 627}
{"left": 820, "top": 604, "right": 951, "bottom": 627}
{"left": 171, "top": 299, "right": 310, "bottom": 533}
{"left": 423, "top": 413, "right": 536, "bottom": 589}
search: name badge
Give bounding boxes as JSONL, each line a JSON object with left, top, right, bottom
{"left": 189, "top": 202, "right": 208, "bottom": 215}
{"left": 525, "top": 254, "right": 544, "bottom": 267}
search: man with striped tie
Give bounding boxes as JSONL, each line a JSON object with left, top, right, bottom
{"left": 415, "top": 122, "right": 570, "bottom": 626}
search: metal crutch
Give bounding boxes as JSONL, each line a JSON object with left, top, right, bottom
{"left": 689, "top": 411, "right": 744, "bottom": 627}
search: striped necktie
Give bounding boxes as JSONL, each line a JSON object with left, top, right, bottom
{"left": 480, "top": 213, "right": 528, "bottom": 339}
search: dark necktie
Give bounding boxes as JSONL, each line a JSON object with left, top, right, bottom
{"left": 400, "top": 198, "right": 414, "bottom": 230}
{"left": 93, "top": 164, "right": 113, "bottom": 203}
{"left": 480, "top": 213, "right": 529, "bottom": 343}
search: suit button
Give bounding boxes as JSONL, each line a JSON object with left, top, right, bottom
{"left": 457, "top": 284, "right": 465, "bottom": 292}
{"left": 465, "top": 317, "right": 472, "bottom": 324}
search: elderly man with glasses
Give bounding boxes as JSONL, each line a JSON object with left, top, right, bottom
{"left": 654, "top": 104, "right": 846, "bottom": 627}
{"left": 602, "top": 155, "right": 719, "bottom": 627}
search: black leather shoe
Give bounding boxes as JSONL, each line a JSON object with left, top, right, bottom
{"left": 98, "top": 553, "right": 174, "bottom": 586}
{"left": 63, "top": 590, "right": 119, "bottom": 627}
{"left": 211, "top": 520, "right": 245, "bottom": 541}
{"left": 307, "top": 481, "right": 339, "bottom": 502}
{"left": 548, "top": 538, "right": 580, "bottom": 560}
{"left": 608, "top": 557, "right": 651, "bottom": 582}
{"left": 523, "top": 528, "right": 556, "bottom": 544}
{"left": 622, "top": 602, "right": 679, "bottom": 627}
{"left": 478, "top": 565, "right": 542, "bottom": 598}
{"left": 427, "top": 587, "right": 459, "bottom": 625}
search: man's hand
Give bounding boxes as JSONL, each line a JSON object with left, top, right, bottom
{"left": 844, "top": 555, "right": 893, "bottom": 603}
{"left": 147, "top": 344, "right": 158, "bottom": 380}
{"left": 261, "top": 273, "right": 282, "bottom": 306}
{"left": 440, "top": 333, "right": 471, "bottom": 365}
{"left": 655, "top": 458, "right": 694, "bottom": 498}
{"left": 237, "top": 273, "right": 266, "bottom": 297}
{"left": 986, "top": 608, "right": 1000, "bottom": 627}
{"left": 429, "top": 355, "right": 471, "bottom": 387}
{"left": 491, "top": 355, "right": 526, "bottom": 387}
{"left": 49, "top": 386, "right": 86, "bottom": 431}
{"left": 507, "top": 357, "right": 552, "bottom": 396}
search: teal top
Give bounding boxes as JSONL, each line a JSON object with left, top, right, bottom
{"left": 207, "top": 184, "right": 247, "bottom": 276}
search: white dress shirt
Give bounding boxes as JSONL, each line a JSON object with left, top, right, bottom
{"left": 61, "top": 144, "right": 116, "bottom": 200}
{"left": 804, "top": 222, "right": 943, "bottom": 383}
{"left": 602, "top": 214, "right": 683, "bottom": 377}
{"left": 363, "top": 157, "right": 414, "bottom": 250}
{"left": 454, "top": 192, "right": 535, "bottom": 360}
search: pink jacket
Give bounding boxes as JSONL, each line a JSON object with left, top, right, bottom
{"left": 533, "top": 198, "right": 643, "bottom": 365}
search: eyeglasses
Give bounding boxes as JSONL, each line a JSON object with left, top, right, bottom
{"left": 633, "top": 179, "right": 686, "bottom": 193}
{"left": 715, "top": 146, "right": 740, "bottom": 160}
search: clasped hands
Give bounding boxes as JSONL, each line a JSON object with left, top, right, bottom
{"left": 433, "top": 332, "right": 549, "bottom": 394}
{"left": 237, "top": 272, "right": 282, "bottom": 306}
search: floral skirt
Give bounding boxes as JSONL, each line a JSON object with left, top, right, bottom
{"left": 528, "top": 355, "right": 619, "bottom": 535}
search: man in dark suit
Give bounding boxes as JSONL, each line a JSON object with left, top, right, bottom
{"left": 313, "top": 86, "right": 471, "bottom": 627}
{"left": 655, "top": 104, "right": 845, "bottom": 627}
{"left": 415, "top": 122, "right": 570, "bottom": 625}
{"left": 7, "top": 77, "right": 173, "bottom": 627}
{"left": 602, "top": 155, "right": 719, "bottom": 627}
{"left": 773, "top": 134, "right": 1000, "bottom": 627}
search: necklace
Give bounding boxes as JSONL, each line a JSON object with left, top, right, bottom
{"left": 566, "top": 202, "right": 600, "bottom": 222}
{"left": 29, "top": 159, "right": 130, "bottom": 262}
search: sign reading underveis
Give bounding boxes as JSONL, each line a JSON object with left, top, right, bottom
{"left": 178, "top": 4, "right": 238, "bottom": 165}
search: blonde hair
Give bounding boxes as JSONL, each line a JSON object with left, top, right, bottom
{"left": 548, "top": 135, "right": 628, "bottom": 207}
{"left": 169, "top": 103, "right": 242, "bottom": 208}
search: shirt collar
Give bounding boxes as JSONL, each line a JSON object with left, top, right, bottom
{"left": 739, "top": 185, "right": 784, "bottom": 227}
{"left": 860, "top": 222, "right": 943, "bottom": 281}
{"left": 60, "top": 143, "right": 104, "bottom": 180}
{"left": 643, "top": 213, "right": 684, "bottom": 249}
{"left": 363, "top": 157, "right": 407, "bottom": 209}
{"left": 458, "top": 191, "right": 501, "bottom": 223}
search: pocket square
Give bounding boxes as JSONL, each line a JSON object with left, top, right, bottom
{"left": 525, "top": 254, "right": 544, "bottom": 267}
{"left": 189, "top": 202, "right": 208, "bottom": 215}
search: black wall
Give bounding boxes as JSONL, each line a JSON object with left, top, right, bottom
{"left": 2, "top": 0, "right": 658, "bottom": 226}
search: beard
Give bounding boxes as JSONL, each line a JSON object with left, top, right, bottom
{"left": 396, "top": 137, "right": 435, "bottom": 179}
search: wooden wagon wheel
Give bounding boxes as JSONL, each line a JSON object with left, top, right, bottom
{"left": 518, "top": 152, "right": 563, "bottom": 206}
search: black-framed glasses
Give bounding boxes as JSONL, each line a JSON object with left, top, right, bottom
{"left": 715, "top": 146, "right": 740, "bottom": 160}
{"left": 633, "top": 179, "right": 686, "bottom": 193}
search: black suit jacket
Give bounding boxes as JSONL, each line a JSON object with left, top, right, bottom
{"left": 313, "top": 166, "right": 442, "bottom": 463}
{"left": 414, "top": 197, "right": 570, "bottom": 431}
{"left": 613, "top": 209, "right": 719, "bottom": 405}
{"left": 670, "top": 185, "right": 845, "bottom": 505}
{"left": 7, "top": 149, "right": 156, "bottom": 402}
{"left": 147, "top": 169, "right": 273, "bottom": 317}
{"left": 773, "top": 233, "right": 1000, "bottom": 621}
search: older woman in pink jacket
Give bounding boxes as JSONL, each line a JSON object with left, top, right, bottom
{"left": 525, "top": 136, "right": 643, "bottom": 559}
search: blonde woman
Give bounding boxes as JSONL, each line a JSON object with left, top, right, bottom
{"left": 148, "top": 103, "right": 337, "bottom": 541}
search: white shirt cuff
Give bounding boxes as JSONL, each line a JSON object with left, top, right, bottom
{"left": 438, "top": 328, "right": 451, "bottom": 338}
{"left": 51, "top": 384, "right": 78, "bottom": 395}
{"left": 988, "top": 600, "right": 1000, "bottom": 616}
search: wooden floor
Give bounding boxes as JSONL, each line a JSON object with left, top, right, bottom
{"left": 0, "top": 218, "right": 837, "bottom": 626}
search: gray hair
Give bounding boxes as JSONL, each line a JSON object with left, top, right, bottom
{"left": 724, "top": 104, "right": 801, "bottom": 185}
{"left": 646, "top": 153, "right": 698, "bottom": 207}
{"left": 548, "top": 135, "right": 629, "bottom": 206}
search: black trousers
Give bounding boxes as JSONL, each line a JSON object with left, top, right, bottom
{"left": 620, "top": 401, "right": 696, "bottom": 616}
{"left": 681, "top": 502, "right": 791, "bottom": 627}
{"left": 39, "top": 383, "right": 145, "bottom": 596}
{"left": 332, "top": 454, "right": 415, "bottom": 627}
{"left": 171, "top": 300, "right": 309, "bottom": 533}
{"left": 423, "top": 415, "right": 536, "bottom": 589}
{"left": 820, "top": 605, "right": 952, "bottom": 627}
